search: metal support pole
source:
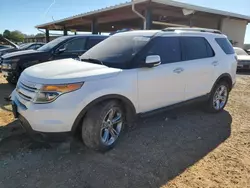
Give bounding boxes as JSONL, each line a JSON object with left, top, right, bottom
{"left": 145, "top": 7, "right": 152, "bottom": 30}
{"left": 45, "top": 29, "right": 49, "bottom": 43}
{"left": 91, "top": 18, "right": 98, "bottom": 34}
{"left": 63, "top": 27, "right": 68, "bottom": 36}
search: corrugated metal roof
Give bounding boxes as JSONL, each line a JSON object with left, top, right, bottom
{"left": 36, "top": 0, "right": 250, "bottom": 28}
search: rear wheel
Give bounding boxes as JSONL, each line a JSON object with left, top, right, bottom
{"left": 81, "top": 100, "right": 125, "bottom": 152}
{"left": 206, "top": 81, "right": 229, "bottom": 113}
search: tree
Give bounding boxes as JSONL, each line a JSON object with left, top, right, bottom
{"left": 9, "top": 30, "right": 24, "bottom": 42}
{"left": 3, "top": 30, "right": 11, "bottom": 39}
{"left": 35, "top": 33, "right": 45, "bottom": 37}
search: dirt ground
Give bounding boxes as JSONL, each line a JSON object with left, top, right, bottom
{"left": 0, "top": 73, "right": 250, "bottom": 188}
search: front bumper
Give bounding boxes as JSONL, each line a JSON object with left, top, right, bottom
{"left": 237, "top": 64, "right": 250, "bottom": 69}
{"left": 17, "top": 114, "right": 71, "bottom": 141}
{"left": 11, "top": 89, "right": 79, "bottom": 133}
{"left": 1, "top": 69, "right": 15, "bottom": 77}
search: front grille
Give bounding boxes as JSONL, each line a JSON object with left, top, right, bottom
{"left": 238, "top": 60, "right": 250, "bottom": 65}
{"left": 16, "top": 80, "right": 39, "bottom": 104}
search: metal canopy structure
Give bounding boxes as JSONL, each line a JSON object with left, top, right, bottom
{"left": 36, "top": 0, "right": 250, "bottom": 42}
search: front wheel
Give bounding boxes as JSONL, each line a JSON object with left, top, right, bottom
{"left": 81, "top": 100, "right": 125, "bottom": 152}
{"left": 206, "top": 81, "right": 229, "bottom": 113}
{"left": 6, "top": 75, "right": 18, "bottom": 85}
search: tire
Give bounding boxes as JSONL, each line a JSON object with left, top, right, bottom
{"left": 6, "top": 75, "right": 18, "bottom": 85}
{"left": 81, "top": 100, "right": 126, "bottom": 152}
{"left": 206, "top": 81, "right": 229, "bottom": 113}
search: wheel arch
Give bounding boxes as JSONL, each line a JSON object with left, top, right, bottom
{"left": 211, "top": 73, "right": 233, "bottom": 93}
{"left": 71, "top": 94, "right": 136, "bottom": 134}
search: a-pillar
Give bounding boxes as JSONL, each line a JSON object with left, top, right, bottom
{"left": 45, "top": 29, "right": 50, "bottom": 43}
{"left": 91, "top": 18, "right": 98, "bottom": 34}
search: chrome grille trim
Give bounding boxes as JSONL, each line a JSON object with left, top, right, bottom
{"left": 17, "top": 90, "right": 32, "bottom": 101}
{"left": 20, "top": 82, "right": 37, "bottom": 91}
{"left": 16, "top": 80, "right": 39, "bottom": 104}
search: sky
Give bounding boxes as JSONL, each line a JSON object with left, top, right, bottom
{"left": 0, "top": 0, "right": 250, "bottom": 43}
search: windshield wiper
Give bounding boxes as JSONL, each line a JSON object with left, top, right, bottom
{"left": 81, "top": 58, "right": 104, "bottom": 65}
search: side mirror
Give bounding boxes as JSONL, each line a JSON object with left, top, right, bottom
{"left": 145, "top": 55, "right": 161, "bottom": 68}
{"left": 56, "top": 47, "right": 66, "bottom": 54}
{"left": 58, "top": 48, "right": 66, "bottom": 53}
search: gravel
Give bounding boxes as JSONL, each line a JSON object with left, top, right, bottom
{"left": 0, "top": 73, "right": 250, "bottom": 188}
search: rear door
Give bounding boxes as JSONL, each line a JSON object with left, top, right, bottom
{"left": 85, "top": 37, "right": 106, "bottom": 51}
{"left": 180, "top": 36, "right": 216, "bottom": 100}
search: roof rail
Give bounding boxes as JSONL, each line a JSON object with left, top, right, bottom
{"left": 162, "top": 27, "right": 222, "bottom": 34}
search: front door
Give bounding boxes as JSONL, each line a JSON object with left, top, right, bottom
{"left": 53, "top": 37, "right": 87, "bottom": 60}
{"left": 137, "top": 36, "right": 186, "bottom": 113}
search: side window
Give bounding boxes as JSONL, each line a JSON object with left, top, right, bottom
{"left": 145, "top": 37, "right": 181, "bottom": 64}
{"left": 27, "top": 44, "right": 37, "bottom": 50}
{"left": 64, "top": 38, "right": 86, "bottom": 52}
{"left": 86, "top": 38, "right": 104, "bottom": 50}
{"left": 181, "top": 37, "right": 214, "bottom": 61}
{"left": 215, "top": 38, "right": 235, "bottom": 54}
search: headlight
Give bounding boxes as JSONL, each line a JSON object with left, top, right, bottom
{"left": 2, "top": 63, "right": 12, "bottom": 69}
{"left": 2, "top": 59, "right": 19, "bottom": 69}
{"left": 33, "top": 82, "right": 84, "bottom": 103}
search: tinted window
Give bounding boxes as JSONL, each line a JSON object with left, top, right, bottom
{"left": 86, "top": 38, "right": 104, "bottom": 50}
{"left": 181, "top": 37, "right": 214, "bottom": 61}
{"left": 64, "top": 38, "right": 86, "bottom": 52}
{"left": 27, "top": 44, "right": 37, "bottom": 50}
{"left": 37, "top": 37, "right": 69, "bottom": 52}
{"left": 215, "top": 38, "right": 235, "bottom": 54}
{"left": 145, "top": 37, "right": 181, "bottom": 64}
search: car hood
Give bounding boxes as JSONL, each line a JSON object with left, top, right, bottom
{"left": 0, "top": 36, "right": 19, "bottom": 49}
{"left": 237, "top": 55, "right": 250, "bottom": 61}
{"left": 21, "top": 58, "right": 121, "bottom": 84}
{"left": 1, "top": 49, "right": 45, "bottom": 59}
{"left": 0, "top": 48, "right": 18, "bottom": 56}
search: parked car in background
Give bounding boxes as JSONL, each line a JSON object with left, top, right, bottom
{"left": 1, "top": 35, "right": 107, "bottom": 83}
{"left": 11, "top": 28, "right": 237, "bottom": 152}
{"left": 0, "top": 42, "right": 45, "bottom": 57}
{"left": 0, "top": 45, "right": 12, "bottom": 50}
{"left": 247, "top": 49, "right": 250, "bottom": 55}
{"left": 234, "top": 47, "right": 250, "bottom": 70}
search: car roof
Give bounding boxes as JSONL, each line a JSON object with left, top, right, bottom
{"left": 59, "top": 34, "right": 107, "bottom": 39}
{"left": 113, "top": 29, "right": 226, "bottom": 38}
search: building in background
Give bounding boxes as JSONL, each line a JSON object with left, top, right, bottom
{"left": 35, "top": 0, "right": 250, "bottom": 47}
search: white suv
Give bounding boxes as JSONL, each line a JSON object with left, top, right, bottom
{"left": 11, "top": 28, "right": 237, "bottom": 151}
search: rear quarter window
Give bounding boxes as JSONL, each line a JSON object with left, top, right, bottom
{"left": 215, "top": 38, "right": 235, "bottom": 54}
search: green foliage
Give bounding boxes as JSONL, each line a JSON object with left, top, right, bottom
{"left": 35, "top": 33, "right": 45, "bottom": 37}
{"left": 2, "top": 29, "right": 24, "bottom": 42}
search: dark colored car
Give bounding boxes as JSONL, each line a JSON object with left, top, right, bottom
{"left": 1, "top": 35, "right": 107, "bottom": 84}
{"left": 0, "top": 45, "right": 12, "bottom": 50}
{"left": 0, "top": 42, "right": 45, "bottom": 57}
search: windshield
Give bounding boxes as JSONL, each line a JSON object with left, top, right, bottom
{"left": 234, "top": 48, "right": 248, "bottom": 56}
{"left": 37, "top": 37, "right": 68, "bottom": 52}
{"left": 80, "top": 34, "right": 152, "bottom": 68}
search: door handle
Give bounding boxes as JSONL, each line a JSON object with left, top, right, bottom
{"left": 212, "top": 61, "right": 219, "bottom": 66}
{"left": 173, "top": 68, "right": 184, "bottom": 74}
